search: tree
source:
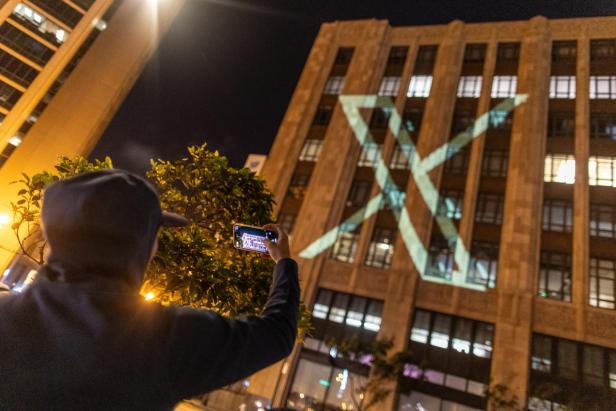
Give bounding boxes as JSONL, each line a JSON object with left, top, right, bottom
{"left": 10, "top": 144, "right": 310, "bottom": 330}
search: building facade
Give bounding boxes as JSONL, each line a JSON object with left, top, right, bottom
{"left": 251, "top": 16, "right": 616, "bottom": 411}
{"left": 0, "top": 0, "right": 183, "bottom": 276}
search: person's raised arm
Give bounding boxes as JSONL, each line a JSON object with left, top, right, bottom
{"left": 166, "top": 225, "right": 299, "bottom": 400}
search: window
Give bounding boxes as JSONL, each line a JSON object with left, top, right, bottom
{"left": 591, "top": 39, "right": 616, "bottom": 61}
{"left": 369, "top": 108, "right": 391, "bottom": 129}
{"left": 399, "top": 391, "right": 482, "bottom": 411}
{"left": 331, "top": 228, "right": 360, "bottom": 263}
{"left": 0, "top": 49, "right": 38, "bottom": 87}
{"left": 589, "top": 76, "right": 616, "bottom": 99}
{"left": 451, "top": 111, "right": 475, "bottom": 135}
{"left": 389, "top": 142, "right": 414, "bottom": 170}
{"left": 298, "top": 139, "right": 323, "bottom": 162}
{"left": 0, "top": 81, "right": 23, "bottom": 111}
{"left": 436, "top": 189, "right": 463, "bottom": 220}
{"left": 403, "top": 108, "right": 422, "bottom": 133}
{"left": 415, "top": 45, "right": 438, "bottom": 66}
{"left": 589, "top": 156, "right": 616, "bottom": 187}
{"left": 426, "top": 236, "right": 455, "bottom": 281}
{"left": 589, "top": 257, "right": 616, "bottom": 309}
{"left": 378, "top": 76, "right": 401, "bottom": 96}
{"left": 552, "top": 40, "right": 577, "bottom": 62}
{"left": 544, "top": 154, "right": 576, "bottom": 184}
{"left": 13, "top": 2, "right": 68, "bottom": 45}
{"left": 27, "top": 0, "right": 82, "bottom": 28}
{"left": 464, "top": 44, "right": 486, "bottom": 63}
{"left": 457, "top": 76, "right": 483, "bottom": 98}
{"left": 277, "top": 213, "right": 296, "bottom": 235}
{"left": 286, "top": 173, "right": 310, "bottom": 200}
{"left": 488, "top": 109, "right": 513, "bottom": 132}
{"left": 444, "top": 147, "right": 470, "bottom": 175}
{"left": 0, "top": 23, "right": 54, "bottom": 66}
{"left": 357, "top": 142, "right": 380, "bottom": 167}
{"left": 491, "top": 75, "right": 517, "bottom": 98}
{"left": 590, "top": 113, "right": 616, "bottom": 140}
{"left": 312, "top": 105, "right": 333, "bottom": 125}
{"left": 468, "top": 242, "right": 498, "bottom": 289}
{"left": 481, "top": 149, "right": 509, "bottom": 178}
{"left": 547, "top": 112, "right": 575, "bottom": 138}
{"left": 549, "top": 76, "right": 576, "bottom": 99}
{"left": 387, "top": 46, "right": 408, "bottom": 65}
{"left": 497, "top": 42, "right": 520, "bottom": 62}
{"left": 346, "top": 179, "right": 372, "bottom": 207}
{"left": 538, "top": 251, "right": 572, "bottom": 301}
{"left": 364, "top": 226, "right": 395, "bottom": 270}
{"left": 542, "top": 199, "right": 573, "bottom": 232}
{"left": 324, "top": 76, "right": 345, "bottom": 95}
{"left": 590, "top": 203, "right": 616, "bottom": 238}
{"left": 407, "top": 75, "right": 432, "bottom": 97}
{"left": 475, "top": 193, "right": 504, "bottom": 225}
{"left": 334, "top": 47, "right": 354, "bottom": 65}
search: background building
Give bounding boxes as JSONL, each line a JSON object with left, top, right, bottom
{"left": 249, "top": 15, "right": 616, "bottom": 411}
{"left": 0, "top": 0, "right": 183, "bottom": 280}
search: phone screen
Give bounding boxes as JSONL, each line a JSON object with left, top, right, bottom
{"left": 233, "top": 224, "right": 277, "bottom": 253}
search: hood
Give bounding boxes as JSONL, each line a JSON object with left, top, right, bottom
{"left": 41, "top": 170, "right": 163, "bottom": 288}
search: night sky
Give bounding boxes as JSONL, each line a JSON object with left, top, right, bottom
{"left": 90, "top": 0, "right": 616, "bottom": 174}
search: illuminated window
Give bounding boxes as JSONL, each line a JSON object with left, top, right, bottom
{"left": 542, "top": 199, "right": 573, "bottom": 232}
{"left": 346, "top": 179, "right": 371, "bottom": 207}
{"left": 426, "top": 236, "right": 455, "bottom": 281}
{"left": 364, "top": 226, "right": 395, "bottom": 269}
{"left": 407, "top": 75, "right": 432, "bottom": 97}
{"left": 312, "top": 105, "right": 333, "bottom": 125}
{"left": 475, "top": 193, "right": 504, "bottom": 225}
{"left": 491, "top": 75, "right": 517, "bottom": 98}
{"left": 590, "top": 76, "right": 616, "bottom": 99}
{"left": 436, "top": 189, "right": 463, "bottom": 220}
{"left": 298, "top": 139, "right": 323, "bottom": 162}
{"left": 544, "top": 154, "right": 575, "bottom": 184}
{"left": 591, "top": 113, "right": 616, "bottom": 140}
{"left": 357, "top": 142, "right": 380, "bottom": 167}
{"left": 538, "top": 251, "right": 572, "bottom": 301}
{"left": 481, "top": 149, "right": 509, "bottom": 178}
{"left": 277, "top": 213, "right": 296, "bottom": 235}
{"left": 590, "top": 203, "right": 616, "bottom": 238}
{"left": 13, "top": 2, "right": 68, "bottom": 44}
{"left": 378, "top": 76, "right": 401, "bottom": 96}
{"left": 549, "top": 76, "right": 576, "bottom": 99}
{"left": 547, "top": 112, "right": 575, "bottom": 138}
{"left": 589, "top": 156, "right": 616, "bottom": 187}
{"left": 457, "top": 76, "right": 483, "bottom": 98}
{"left": 331, "top": 229, "right": 360, "bottom": 263}
{"left": 389, "top": 142, "right": 414, "bottom": 170}
{"left": 589, "top": 257, "right": 616, "bottom": 309}
{"left": 324, "top": 76, "right": 345, "bottom": 95}
{"left": 468, "top": 241, "right": 498, "bottom": 289}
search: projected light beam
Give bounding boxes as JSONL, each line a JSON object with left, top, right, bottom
{"left": 299, "top": 93, "right": 528, "bottom": 291}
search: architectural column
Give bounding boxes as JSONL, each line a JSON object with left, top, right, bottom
{"left": 490, "top": 16, "right": 550, "bottom": 406}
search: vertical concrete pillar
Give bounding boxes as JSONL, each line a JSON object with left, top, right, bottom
{"left": 490, "top": 16, "right": 550, "bottom": 406}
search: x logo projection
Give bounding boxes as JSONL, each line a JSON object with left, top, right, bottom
{"left": 299, "top": 93, "right": 528, "bottom": 291}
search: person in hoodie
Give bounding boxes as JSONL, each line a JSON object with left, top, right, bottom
{"left": 0, "top": 169, "right": 299, "bottom": 411}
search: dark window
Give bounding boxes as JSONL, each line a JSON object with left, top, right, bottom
{"left": 0, "top": 81, "right": 22, "bottom": 110}
{"left": 312, "top": 105, "right": 333, "bottom": 125}
{"left": 346, "top": 179, "right": 372, "bottom": 207}
{"left": 590, "top": 203, "right": 616, "bottom": 238}
{"left": 286, "top": 173, "right": 310, "bottom": 200}
{"left": 589, "top": 257, "right": 616, "bottom": 309}
{"left": 426, "top": 235, "right": 455, "bottom": 281}
{"left": 488, "top": 109, "right": 513, "bottom": 132}
{"left": 497, "top": 42, "right": 520, "bottom": 62}
{"left": 538, "top": 251, "right": 572, "bottom": 301}
{"left": 552, "top": 40, "right": 577, "bottom": 63}
{"left": 364, "top": 227, "right": 395, "bottom": 269}
{"left": 334, "top": 47, "right": 354, "bottom": 65}
{"left": 29, "top": 0, "right": 83, "bottom": 28}
{"left": 415, "top": 45, "right": 438, "bottom": 66}
{"left": 443, "top": 147, "right": 470, "bottom": 175}
{"left": 451, "top": 111, "right": 475, "bottom": 135}
{"left": 277, "top": 213, "right": 296, "bottom": 235}
{"left": 369, "top": 108, "right": 391, "bottom": 129}
{"left": 464, "top": 43, "right": 487, "bottom": 63}
{"left": 468, "top": 241, "right": 498, "bottom": 289}
{"left": 402, "top": 108, "right": 422, "bottom": 133}
{"left": 0, "top": 49, "right": 38, "bottom": 87}
{"left": 71, "top": 0, "right": 95, "bottom": 10}
{"left": 591, "top": 39, "right": 616, "bottom": 61}
{"left": 591, "top": 113, "right": 616, "bottom": 140}
{"left": 475, "top": 193, "right": 504, "bottom": 225}
{"left": 481, "top": 149, "right": 509, "bottom": 178}
{"left": 548, "top": 112, "right": 575, "bottom": 138}
{"left": 387, "top": 46, "right": 408, "bottom": 65}
{"left": 543, "top": 199, "right": 573, "bottom": 232}
{"left": 389, "top": 142, "right": 414, "bottom": 170}
{"left": 331, "top": 227, "right": 360, "bottom": 263}
{"left": 0, "top": 23, "right": 54, "bottom": 66}
{"left": 437, "top": 189, "right": 463, "bottom": 220}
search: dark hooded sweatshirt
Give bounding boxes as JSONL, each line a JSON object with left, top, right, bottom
{"left": 0, "top": 170, "right": 299, "bottom": 410}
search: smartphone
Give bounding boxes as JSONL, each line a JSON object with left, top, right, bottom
{"left": 233, "top": 224, "right": 278, "bottom": 254}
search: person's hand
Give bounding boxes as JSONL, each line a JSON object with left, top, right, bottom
{"left": 263, "top": 224, "right": 291, "bottom": 263}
